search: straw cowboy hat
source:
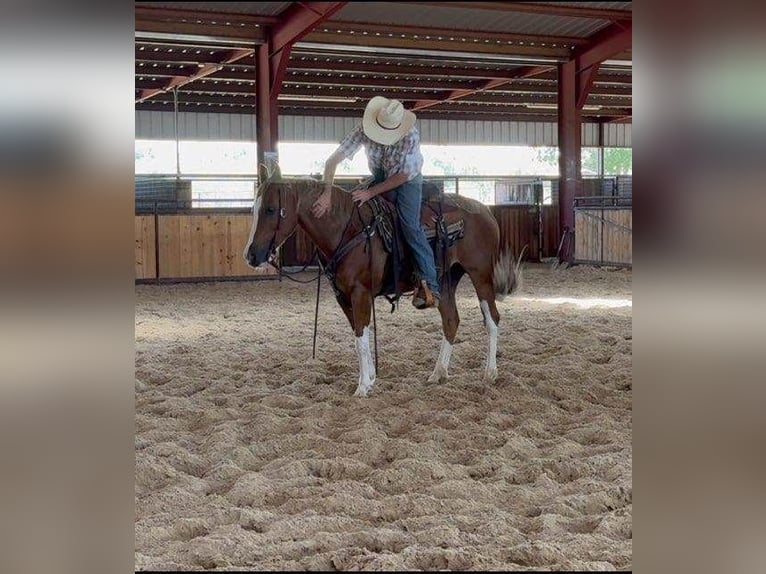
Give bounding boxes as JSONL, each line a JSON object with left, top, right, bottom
{"left": 362, "top": 96, "right": 417, "bottom": 145}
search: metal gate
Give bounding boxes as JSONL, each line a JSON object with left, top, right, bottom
{"left": 574, "top": 195, "right": 632, "bottom": 267}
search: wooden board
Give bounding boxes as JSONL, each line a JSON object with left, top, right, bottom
{"left": 134, "top": 215, "right": 156, "bottom": 279}
{"left": 574, "top": 208, "right": 632, "bottom": 265}
{"left": 490, "top": 205, "right": 539, "bottom": 262}
{"left": 602, "top": 209, "right": 632, "bottom": 265}
{"left": 541, "top": 205, "right": 560, "bottom": 259}
{"left": 153, "top": 214, "right": 276, "bottom": 279}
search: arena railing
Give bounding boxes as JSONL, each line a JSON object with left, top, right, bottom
{"left": 135, "top": 173, "right": 630, "bottom": 213}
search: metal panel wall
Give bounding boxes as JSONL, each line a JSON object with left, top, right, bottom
{"left": 603, "top": 123, "right": 631, "bottom": 147}
{"left": 136, "top": 111, "right": 256, "bottom": 141}
{"left": 136, "top": 111, "right": 631, "bottom": 147}
{"left": 581, "top": 123, "right": 599, "bottom": 147}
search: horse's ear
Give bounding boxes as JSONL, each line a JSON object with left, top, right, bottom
{"left": 260, "top": 161, "right": 282, "bottom": 182}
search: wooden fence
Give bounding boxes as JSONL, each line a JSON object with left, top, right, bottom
{"left": 574, "top": 207, "right": 632, "bottom": 266}
{"left": 135, "top": 213, "right": 276, "bottom": 280}
{"left": 135, "top": 204, "right": 565, "bottom": 282}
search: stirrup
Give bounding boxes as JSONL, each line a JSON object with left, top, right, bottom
{"left": 412, "top": 280, "right": 438, "bottom": 309}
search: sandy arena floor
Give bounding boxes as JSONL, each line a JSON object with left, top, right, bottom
{"left": 135, "top": 263, "right": 632, "bottom": 571}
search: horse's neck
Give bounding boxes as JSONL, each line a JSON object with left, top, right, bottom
{"left": 297, "top": 188, "right": 356, "bottom": 258}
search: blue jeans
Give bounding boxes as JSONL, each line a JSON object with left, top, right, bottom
{"left": 374, "top": 171, "right": 440, "bottom": 296}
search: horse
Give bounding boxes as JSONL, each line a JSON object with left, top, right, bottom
{"left": 244, "top": 176, "right": 518, "bottom": 397}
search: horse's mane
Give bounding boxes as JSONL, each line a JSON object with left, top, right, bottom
{"left": 256, "top": 166, "right": 356, "bottom": 217}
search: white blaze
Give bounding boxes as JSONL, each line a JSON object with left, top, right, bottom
{"left": 243, "top": 195, "right": 262, "bottom": 263}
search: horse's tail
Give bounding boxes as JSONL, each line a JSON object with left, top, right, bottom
{"left": 493, "top": 244, "right": 526, "bottom": 300}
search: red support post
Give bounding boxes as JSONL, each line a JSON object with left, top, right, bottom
{"left": 256, "top": 44, "right": 277, "bottom": 181}
{"left": 557, "top": 20, "right": 631, "bottom": 264}
{"left": 255, "top": 2, "right": 347, "bottom": 180}
{"left": 558, "top": 60, "right": 580, "bottom": 265}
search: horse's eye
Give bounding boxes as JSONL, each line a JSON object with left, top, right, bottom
{"left": 264, "top": 206, "right": 276, "bottom": 216}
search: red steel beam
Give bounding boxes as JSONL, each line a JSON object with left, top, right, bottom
{"left": 268, "top": 2, "right": 347, "bottom": 94}
{"left": 135, "top": 48, "right": 254, "bottom": 104}
{"left": 558, "top": 60, "right": 580, "bottom": 265}
{"left": 576, "top": 65, "right": 601, "bottom": 109}
{"left": 256, "top": 1, "right": 347, "bottom": 177}
{"left": 575, "top": 21, "right": 633, "bottom": 73}
{"left": 574, "top": 21, "right": 632, "bottom": 110}
{"left": 410, "top": 66, "right": 553, "bottom": 111}
{"left": 271, "top": 2, "right": 348, "bottom": 54}
{"left": 408, "top": 2, "right": 632, "bottom": 21}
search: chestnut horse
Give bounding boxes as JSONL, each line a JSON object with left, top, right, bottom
{"left": 244, "top": 177, "right": 518, "bottom": 397}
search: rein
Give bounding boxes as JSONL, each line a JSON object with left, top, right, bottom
{"left": 260, "top": 179, "right": 378, "bottom": 362}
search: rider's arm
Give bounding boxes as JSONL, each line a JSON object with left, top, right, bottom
{"left": 313, "top": 128, "right": 364, "bottom": 217}
{"left": 365, "top": 172, "right": 410, "bottom": 197}
{"left": 322, "top": 149, "right": 345, "bottom": 194}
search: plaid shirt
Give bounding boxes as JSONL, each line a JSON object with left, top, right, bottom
{"left": 335, "top": 124, "right": 424, "bottom": 181}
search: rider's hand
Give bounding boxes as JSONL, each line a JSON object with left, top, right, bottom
{"left": 312, "top": 190, "right": 332, "bottom": 218}
{"left": 351, "top": 188, "right": 376, "bottom": 206}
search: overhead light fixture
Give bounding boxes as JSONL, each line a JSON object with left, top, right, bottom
{"left": 278, "top": 94, "right": 358, "bottom": 103}
{"left": 295, "top": 42, "right": 564, "bottom": 65}
{"left": 525, "top": 103, "right": 603, "bottom": 111}
{"left": 602, "top": 59, "right": 632, "bottom": 67}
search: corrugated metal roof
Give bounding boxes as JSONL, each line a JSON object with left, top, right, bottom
{"left": 331, "top": 2, "right": 612, "bottom": 38}
{"left": 135, "top": 3, "right": 631, "bottom": 122}
{"left": 139, "top": 2, "right": 292, "bottom": 16}
{"left": 533, "top": 2, "right": 632, "bottom": 9}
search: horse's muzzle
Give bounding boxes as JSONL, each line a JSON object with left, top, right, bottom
{"left": 246, "top": 245, "right": 276, "bottom": 268}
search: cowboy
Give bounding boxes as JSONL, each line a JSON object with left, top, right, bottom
{"left": 311, "top": 96, "right": 440, "bottom": 309}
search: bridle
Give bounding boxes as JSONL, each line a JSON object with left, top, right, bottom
{"left": 262, "top": 183, "right": 287, "bottom": 265}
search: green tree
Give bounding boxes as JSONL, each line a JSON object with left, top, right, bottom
{"left": 535, "top": 147, "right": 558, "bottom": 171}
{"left": 581, "top": 148, "right": 599, "bottom": 175}
{"left": 604, "top": 148, "right": 632, "bottom": 175}
{"left": 536, "top": 146, "right": 632, "bottom": 175}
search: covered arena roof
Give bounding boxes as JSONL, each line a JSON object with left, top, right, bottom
{"left": 135, "top": 1, "right": 632, "bottom": 124}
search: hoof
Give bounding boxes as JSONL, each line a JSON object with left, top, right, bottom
{"left": 482, "top": 368, "right": 498, "bottom": 383}
{"left": 428, "top": 370, "right": 448, "bottom": 384}
{"left": 353, "top": 379, "right": 374, "bottom": 397}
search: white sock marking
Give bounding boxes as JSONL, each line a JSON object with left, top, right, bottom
{"left": 480, "top": 300, "right": 498, "bottom": 381}
{"left": 429, "top": 336, "right": 453, "bottom": 383}
{"left": 354, "top": 326, "right": 375, "bottom": 396}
